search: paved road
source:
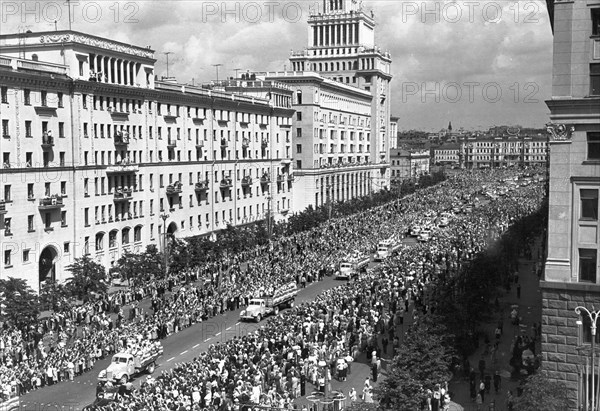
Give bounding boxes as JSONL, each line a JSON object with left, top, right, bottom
{"left": 19, "top": 231, "right": 426, "bottom": 411}
{"left": 19, "top": 272, "right": 363, "bottom": 410}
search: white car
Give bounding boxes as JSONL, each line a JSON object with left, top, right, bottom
{"left": 417, "top": 230, "right": 431, "bottom": 242}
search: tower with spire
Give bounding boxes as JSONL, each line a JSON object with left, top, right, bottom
{"left": 289, "top": 0, "right": 393, "bottom": 188}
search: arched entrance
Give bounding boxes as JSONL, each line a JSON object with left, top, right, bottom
{"left": 39, "top": 246, "right": 58, "bottom": 288}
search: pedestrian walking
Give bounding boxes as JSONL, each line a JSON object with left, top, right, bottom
{"left": 479, "top": 380, "right": 486, "bottom": 403}
{"left": 493, "top": 371, "right": 501, "bottom": 393}
{"left": 349, "top": 387, "right": 357, "bottom": 402}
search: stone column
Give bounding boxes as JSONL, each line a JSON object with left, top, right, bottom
{"left": 124, "top": 61, "right": 129, "bottom": 86}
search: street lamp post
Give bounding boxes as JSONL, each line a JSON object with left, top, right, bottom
{"left": 160, "top": 213, "right": 170, "bottom": 277}
{"left": 576, "top": 305, "right": 600, "bottom": 411}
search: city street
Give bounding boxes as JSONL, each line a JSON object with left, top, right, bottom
{"left": 19, "top": 271, "right": 367, "bottom": 410}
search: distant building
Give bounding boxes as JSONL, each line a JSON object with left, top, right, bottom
{"left": 390, "top": 149, "right": 430, "bottom": 181}
{"left": 459, "top": 136, "right": 548, "bottom": 169}
{"left": 433, "top": 144, "right": 460, "bottom": 166}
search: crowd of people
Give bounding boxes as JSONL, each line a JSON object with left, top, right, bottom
{"left": 0, "top": 167, "right": 546, "bottom": 410}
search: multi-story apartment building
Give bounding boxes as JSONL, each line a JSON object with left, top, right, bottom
{"left": 390, "top": 149, "right": 430, "bottom": 181}
{"left": 459, "top": 136, "right": 548, "bottom": 169}
{"left": 288, "top": 0, "right": 393, "bottom": 196}
{"left": 0, "top": 30, "right": 294, "bottom": 291}
{"left": 433, "top": 144, "right": 460, "bottom": 166}
{"left": 541, "top": 1, "right": 600, "bottom": 409}
{"left": 258, "top": 71, "right": 379, "bottom": 211}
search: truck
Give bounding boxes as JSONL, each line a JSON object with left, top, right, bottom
{"left": 98, "top": 341, "right": 163, "bottom": 385}
{"left": 374, "top": 238, "right": 402, "bottom": 261}
{"left": 239, "top": 282, "right": 298, "bottom": 322}
{"left": 336, "top": 253, "right": 370, "bottom": 280}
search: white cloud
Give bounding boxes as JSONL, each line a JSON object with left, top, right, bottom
{"left": 0, "top": 0, "right": 553, "bottom": 130}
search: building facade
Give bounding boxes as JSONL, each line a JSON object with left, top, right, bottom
{"left": 541, "top": 1, "right": 600, "bottom": 409}
{"left": 390, "top": 149, "right": 430, "bottom": 181}
{"left": 390, "top": 116, "right": 399, "bottom": 149}
{"left": 433, "top": 144, "right": 460, "bottom": 166}
{"left": 459, "top": 136, "right": 548, "bottom": 169}
{"left": 259, "top": 71, "right": 381, "bottom": 212}
{"left": 288, "top": 0, "right": 392, "bottom": 193}
{"left": 0, "top": 30, "right": 294, "bottom": 291}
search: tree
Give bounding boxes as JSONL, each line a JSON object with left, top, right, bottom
{"left": 39, "top": 279, "right": 70, "bottom": 311}
{"left": 512, "top": 372, "right": 570, "bottom": 411}
{"left": 0, "top": 277, "right": 40, "bottom": 328}
{"left": 65, "top": 256, "right": 108, "bottom": 300}
{"left": 377, "top": 316, "right": 455, "bottom": 410}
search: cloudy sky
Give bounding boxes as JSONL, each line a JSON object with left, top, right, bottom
{"left": 1, "top": 0, "right": 554, "bottom": 131}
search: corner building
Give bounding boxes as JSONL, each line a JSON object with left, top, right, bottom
{"left": 0, "top": 31, "right": 294, "bottom": 291}
{"left": 541, "top": 1, "right": 600, "bottom": 409}
{"left": 287, "top": 0, "right": 393, "bottom": 206}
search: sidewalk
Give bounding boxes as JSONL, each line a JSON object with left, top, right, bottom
{"left": 448, "top": 240, "right": 543, "bottom": 411}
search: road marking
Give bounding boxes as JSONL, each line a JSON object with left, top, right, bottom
{"left": 167, "top": 357, "right": 175, "bottom": 362}
{"left": 215, "top": 332, "right": 221, "bottom": 336}
{"left": 193, "top": 343, "right": 200, "bottom": 348}
{"left": 235, "top": 322, "right": 240, "bottom": 326}
{"left": 226, "top": 326, "right": 232, "bottom": 330}
{"left": 180, "top": 350, "right": 188, "bottom": 355}
{"left": 204, "top": 338, "right": 211, "bottom": 342}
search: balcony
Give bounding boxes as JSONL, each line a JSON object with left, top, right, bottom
{"left": 166, "top": 182, "right": 183, "bottom": 195}
{"left": 220, "top": 139, "right": 228, "bottom": 148}
{"left": 220, "top": 177, "right": 233, "bottom": 189}
{"left": 113, "top": 188, "right": 133, "bottom": 202}
{"left": 195, "top": 180, "right": 209, "bottom": 192}
{"left": 281, "top": 158, "right": 292, "bottom": 165}
{"left": 38, "top": 195, "right": 64, "bottom": 210}
{"left": 261, "top": 139, "right": 269, "bottom": 148}
{"left": 260, "top": 174, "right": 271, "bottom": 185}
{"left": 109, "top": 108, "right": 129, "bottom": 119}
{"left": 164, "top": 113, "right": 178, "bottom": 121}
{"left": 167, "top": 140, "right": 177, "bottom": 149}
{"left": 242, "top": 138, "right": 250, "bottom": 148}
{"left": 287, "top": 173, "right": 294, "bottom": 183}
{"left": 42, "top": 133, "right": 54, "bottom": 148}
{"left": 0, "top": 200, "right": 6, "bottom": 214}
{"left": 195, "top": 140, "right": 205, "bottom": 149}
{"left": 106, "top": 161, "right": 139, "bottom": 174}
{"left": 241, "top": 176, "right": 253, "bottom": 187}
{"left": 114, "top": 132, "right": 129, "bottom": 146}
{"left": 277, "top": 174, "right": 285, "bottom": 184}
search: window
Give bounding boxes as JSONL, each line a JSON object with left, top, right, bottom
{"left": 25, "top": 121, "right": 32, "bottom": 138}
{"left": 134, "top": 226, "right": 141, "bottom": 242}
{"left": 581, "top": 189, "right": 599, "bottom": 220}
{"left": 296, "top": 144, "right": 302, "bottom": 154}
{"left": 593, "top": 8, "right": 600, "bottom": 36}
{"left": 296, "top": 112, "right": 302, "bottom": 121}
{"left": 61, "top": 181, "right": 67, "bottom": 196}
{"left": 109, "top": 231, "right": 117, "bottom": 248}
{"left": 59, "top": 122, "right": 65, "bottom": 138}
{"left": 580, "top": 248, "right": 598, "bottom": 283}
{"left": 2, "top": 120, "right": 9, "bottom": 138}
{"left": 28, "top": 215, "right": 34, "bottom": 232}
{"left": 82, "top": 94, "right": 87, "bottom": 109}
{"left": 27, "top": 183, "right": 34, "bottom": 199}
{"left": 64, "top": 242, "right": 70, "bottom": 254}
{"left": 0, "top": 87, "right": 7, "bottom": 103}
{"left": 296, "top": 128, "right": 302, "bottom": 138}
{"left": 23, "top": 249, "right": 30, "bottom": 263}
{"left": 41, "top": 91, "right": 47, "bottom": 106}
{"left": 61, "top": 211, "right": 67, "bottom": 226}
{"left": 4, "top": 250, "right": 11, "bottom": 267}
{"left": 588, "top": 133, "right": 600, "bottom": 160}
{"left": 122, "top": 228, "right": 130, "bottom": 245}
{"left": 96, "top": 233, "right": 104, "bottom": 251}
{"left": 4, "top": 185, "right": 11, "bottom": 202}
{"left": 24, "top": 89, "right": 30, "bottom": 105}
{"left": 58, "top": 92, "right": 63, "bottom": 108}
{"left": 84, "top": 236, "right": 90, "bottom": 255}
{"left": 592, "top": 64, "right": 600, "bottom": 96}
{"left": 84, "top": 208, "right": 89, "bottom": 226}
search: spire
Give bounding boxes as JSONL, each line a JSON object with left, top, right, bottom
{"left": 448, "top": 121, "right": 453, "bottom": 132}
